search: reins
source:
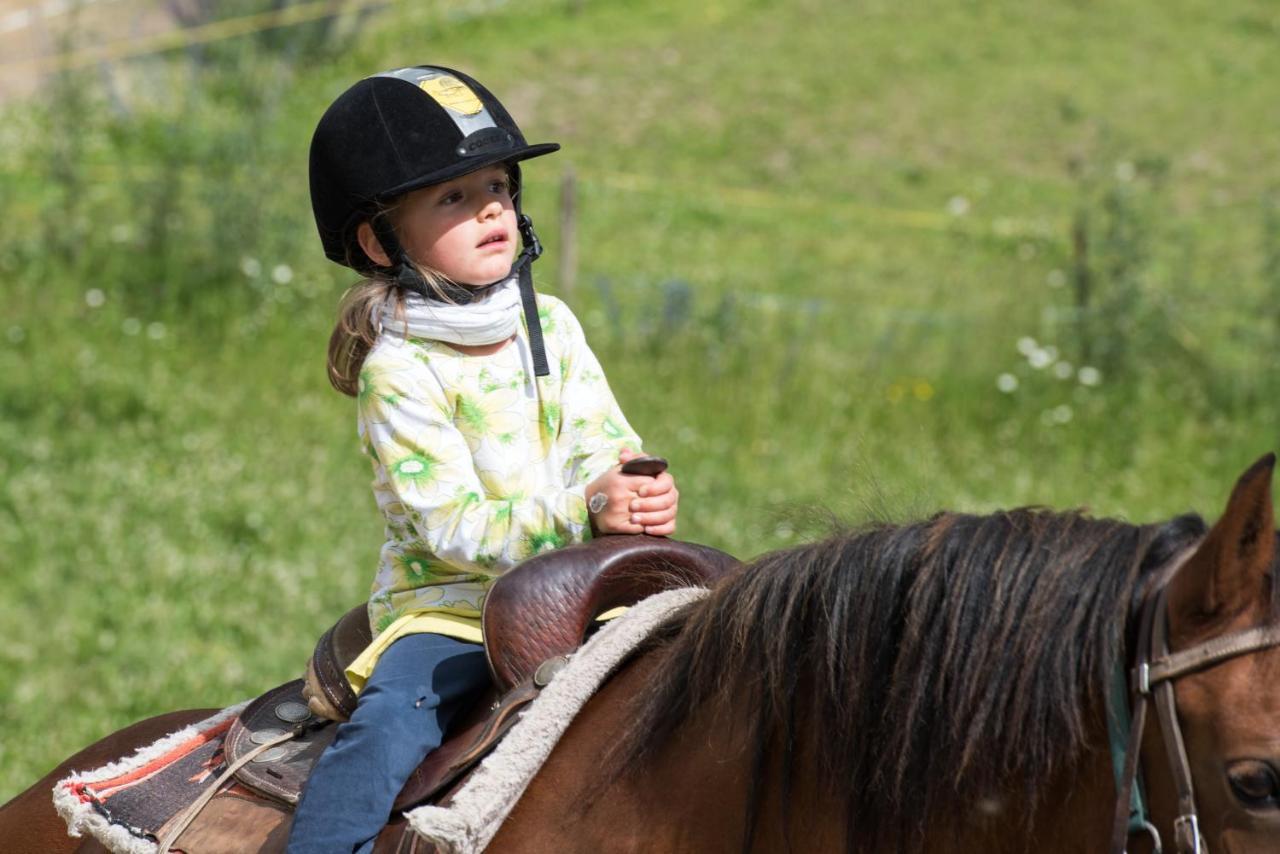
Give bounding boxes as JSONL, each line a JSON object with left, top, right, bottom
{"left": 1108, "top": 543, "right": 1280, "bottom": 854}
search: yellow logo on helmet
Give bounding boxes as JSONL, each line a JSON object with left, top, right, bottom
{"left": 418, "top": 75, "right": 483, "bottom": 116}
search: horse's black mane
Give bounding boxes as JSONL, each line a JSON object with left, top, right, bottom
{"left": 617, "top": 508, "right": 1224, "bottom": 852}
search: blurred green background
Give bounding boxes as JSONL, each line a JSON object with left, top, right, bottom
{"left": 3, "top": 0, "right": 1279, "bottom": 800}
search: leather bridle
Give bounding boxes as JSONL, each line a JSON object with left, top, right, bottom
{"left": 1110, "top": 544, "right": 1280, "bottom": 854}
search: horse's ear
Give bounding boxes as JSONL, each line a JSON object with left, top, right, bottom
{"left": 1168, "top": 453, "right": 1276, "bottom": 644}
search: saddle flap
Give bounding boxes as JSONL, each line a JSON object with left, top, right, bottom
{"left": 227, "top": 680, "right": 334, "bottom": 805}
{"left": 227, "top": 679, "right": 512, "bottom": 814}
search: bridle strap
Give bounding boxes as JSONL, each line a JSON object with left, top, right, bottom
{"left": 1109, "top": 553, "right": 1170, "bottom": 854}
{"left": 1146, "top": 613, "right": 1280, "bottom": 854}
{"left": 1110, "top": 543, "right": 1280, "bottom": 854}
{"left": 1150, "top": 588, "right": 1204, "bottom": 854}
{"left": 1145, "top": 623, "right": 1280, "bottom": 688}
{"left": 1108, "top": 668, "right": 1155, "bottom": 854}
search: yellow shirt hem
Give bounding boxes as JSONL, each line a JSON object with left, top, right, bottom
{"left": 344, "top": 605, "right": 630, "bottom": 695}
{"left": 345, "top": 610, "right": 484, "bottom": 694}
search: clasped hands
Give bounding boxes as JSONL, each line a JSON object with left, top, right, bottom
{"left": 585, "top": 448, "right": 679, "bottom": 537}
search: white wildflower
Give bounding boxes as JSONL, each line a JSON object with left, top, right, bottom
{"left": 241, "top": 257, "right": 262, "bottom": 278}
{"left": 272, "top": 264, "right": 294, "bottom": 285}
{"left": 947, "top": 195, "right": 970, "bottom": 216}
{"left": 1016, "top": 336, "right": 1038, "bottom": 356}
{"left": 1078, "top": 366, "right": 1102, "bottom": 386}
{"left": 1053, "top": 361, "right": 1074, "bottom": 379}
{"left": 85, "top": 288, "right": 105, "bottom": 308}
{"left": 996, "top": 373, "right": 1019, "bottom": 393}
{"left": 1028, "top": 349, "right": 1054, "bottom": 369}
{"left": 147, "top": 322, "right": 167, "bottom": 340}
{"left": 122, "top": 318, "right": 142, "bottom": 336}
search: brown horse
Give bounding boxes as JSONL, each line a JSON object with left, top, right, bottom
{"left": 5, "top": 457, "right": 1280, "bottom": 852}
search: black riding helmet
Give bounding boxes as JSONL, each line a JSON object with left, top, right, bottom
{"left": 309, "top": 65, "right": 560, "bottom": 375}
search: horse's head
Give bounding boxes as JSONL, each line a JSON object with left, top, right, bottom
{"left": 1148, "top": 454, "right": 1280, "bottom": 852}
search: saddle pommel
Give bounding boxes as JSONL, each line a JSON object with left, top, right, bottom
{"left": 482, "top": 534, "right": 740, "bottom": 691}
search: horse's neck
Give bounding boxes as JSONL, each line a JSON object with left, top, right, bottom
{"left": 489, "top": 652, "right": 797, "bottom": 852}
{"left": 492, "top": 649, "right": 1117, "bottom": 853}
{"left": 977, "top": 750, "right": 1116, "bottom": 854}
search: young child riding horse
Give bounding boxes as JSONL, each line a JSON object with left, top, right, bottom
{"left": 289, "top": 66, "right": 680, "bottom": 852}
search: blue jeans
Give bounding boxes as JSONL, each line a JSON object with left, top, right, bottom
{"left": 286, "top": 632, "right": 489, "bottom": 854}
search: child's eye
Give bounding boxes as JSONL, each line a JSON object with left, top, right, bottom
{"left": 438, "top": 192, "right": 462, "bottom": 205}
{"left": 489, "top": 180, "right": 510, "bottom": 194}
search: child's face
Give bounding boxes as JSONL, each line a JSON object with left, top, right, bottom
{"left": 394, "top": 164, "right": 519, "bottom": 287}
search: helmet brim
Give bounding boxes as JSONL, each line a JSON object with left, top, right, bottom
{"left": 376, "top": 142, "right": 560, "bottom": 202}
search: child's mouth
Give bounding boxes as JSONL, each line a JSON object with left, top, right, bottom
{"left": 477, "top": 231, "right": 508, "bottom": 248}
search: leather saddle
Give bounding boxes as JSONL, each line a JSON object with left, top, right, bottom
{"left": 195, "top": 536, "right": 738, "bottom": 850}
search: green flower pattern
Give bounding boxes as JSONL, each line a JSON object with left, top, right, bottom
{"left": 357, "top": 295, "right": 642, "bottom": 637}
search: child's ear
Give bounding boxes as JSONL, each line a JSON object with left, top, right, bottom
{"left": 356, "top": 221, "right": 392, "bottom": 267}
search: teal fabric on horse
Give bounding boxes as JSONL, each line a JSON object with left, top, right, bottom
{"left": 1105, "top": 660, "right": 1152, "bottom": 835}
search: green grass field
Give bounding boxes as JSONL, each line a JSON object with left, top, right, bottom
{"left": 3, "top": 0, "right": 1280, "bottom": 800}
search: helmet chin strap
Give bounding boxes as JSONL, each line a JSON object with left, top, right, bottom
{"left": 512, "top": 213, "right": 550, "bottom": 377}
{"left": 370, "top": 208, "right": 551, "bottom": 378}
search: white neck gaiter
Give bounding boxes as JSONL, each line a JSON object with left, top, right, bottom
{"left": 378, "top": 274, "right": 522, "bottom": 346}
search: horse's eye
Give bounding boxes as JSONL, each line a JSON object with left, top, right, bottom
{"left": 1226, "top": 760, "right": 1280, "bottom": 809}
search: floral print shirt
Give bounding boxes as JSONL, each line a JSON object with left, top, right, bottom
{"left": 357, "top": 295, "right": 642, "bottom": 637}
